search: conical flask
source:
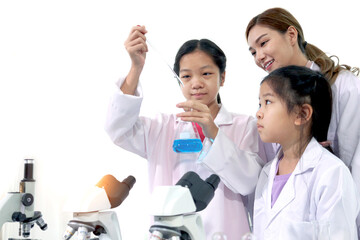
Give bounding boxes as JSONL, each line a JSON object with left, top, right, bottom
{"left": 173, "top": 120, "right": 203, "bottom": 153}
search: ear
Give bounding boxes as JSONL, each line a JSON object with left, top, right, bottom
{"left": 294, "top": 104, "right": 313, "bottom": 126}
{"left": 286, "top": 26, "right": 298, "bottom": 46}
{"left": 220, "top": 71, "right": 226, "bottom": 86}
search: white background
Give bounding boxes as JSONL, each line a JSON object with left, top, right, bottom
{"left": 0, "top": 0, "right": 359, "bottom": 239}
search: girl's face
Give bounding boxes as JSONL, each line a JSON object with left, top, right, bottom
{"left": 247, "top": 25, "right": 295, "bottom": 73}
{"left": 256, "top": 82, "right": 298, "bottom": 145}
{"left": 179, "top": 50, "right": 224, "bottom": 107}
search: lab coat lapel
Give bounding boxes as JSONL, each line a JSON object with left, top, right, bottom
{"left": 213, "top": 105, "right": 233, "bottom": 126}
{"left": 265, "top": 138, "right": 321, "bottom": 228}
{"left": 264, "top": 152, "right": 295, "bottom": 228}
{"left": 267, "top": 172, "right": 295, "bottom": 226}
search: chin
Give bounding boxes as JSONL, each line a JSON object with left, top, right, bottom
{"left": 259, "top": 135, "right": 274, "bottom": 143}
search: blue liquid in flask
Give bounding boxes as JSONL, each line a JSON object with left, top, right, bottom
{"left": 173, "top": 139, "right": 203, "bottom": 153}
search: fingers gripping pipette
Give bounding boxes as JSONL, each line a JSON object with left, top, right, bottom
{"left": 146, "top": 39, "right": 184, "bottom": 87}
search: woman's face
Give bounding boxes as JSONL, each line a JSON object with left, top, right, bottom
{"left": 247, "top": 25, "right": 295, "bottom": 73}
{"left": 179, "top": 50, "right": 224, "bottom": 107}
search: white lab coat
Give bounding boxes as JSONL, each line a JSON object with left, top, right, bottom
{"left": 105, "top": 78, "right": 271, "bottom": 239}
{"left": 310, "top": 63, "right": 360, "bottom": 188}
{"left": 254, "top": 138, "right": 360, "bottom": 240}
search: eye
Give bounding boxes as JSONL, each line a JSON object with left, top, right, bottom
{"left": 250, "top": 51, "right": 256, "bottom": 56}
{"left": 265, "top": 100, "right": 271, "bottom": 105}
{"left": 260, "top": 40, "right": 269, "bottom": 47}
{"left": 203, "top": 72, "right": 213, "bottom": 77}
{"left": 181, "top": 75, "right": 191, "bottom": 80}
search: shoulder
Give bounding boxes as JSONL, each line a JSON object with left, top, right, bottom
{"left": 333, "top": 70, "right": 360, "bottom": 93}
{"left": 217, "top": 104, "right": 256, "bottom": 127}
{"left": 314, "top": 147, "right": 352, "bottom": 181}
{"left": 226, "top": 109, "right": 256, "bottom": 124}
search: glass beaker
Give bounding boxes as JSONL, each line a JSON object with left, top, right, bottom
{"left": 173, "top": 120, "right": 203, "bottom": 153}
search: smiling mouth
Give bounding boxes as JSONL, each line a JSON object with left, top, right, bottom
{"left": 192, "top": 93, "right": 206, "bottom": 97}
{"left": 263, "top": 60, "right": 274, "bottom": 71}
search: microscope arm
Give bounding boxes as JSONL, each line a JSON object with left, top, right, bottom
{"left": 0, "top": 193, "right": 22, "bottom": 229}
{"left": 98, "top": 212, "right": 121, "bottom": 240}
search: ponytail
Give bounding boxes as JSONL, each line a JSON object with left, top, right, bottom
{"left": 304, "top": 43, "right": 359, "bottom": 85}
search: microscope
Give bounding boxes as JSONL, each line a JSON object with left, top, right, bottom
{"left": 149, "top": 171, "right": 220, "bottom": 240}
{"left": 0, "top": 159, "right": 47, "bottom": 239}
{"left": 63, "top": 174, "right": 136, "bottom": 240}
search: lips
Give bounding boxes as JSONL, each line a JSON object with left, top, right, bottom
{"left": 257, "top": 123, "right": 264, "bottom": 129}
{"left": 191, "top": 93, "right": 206, "bottom": 99}
{"left": 263, "top": 60, "right": 274, "bottom": 72}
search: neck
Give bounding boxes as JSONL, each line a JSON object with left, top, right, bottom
{"left": 278, "top": 137, "right": 310, "bottom": 175}
{"left": 290, "top": 50, "right": 308, "bottom": 67}
{"left": 208, "top": 101, "right": 221, "bottom": 119}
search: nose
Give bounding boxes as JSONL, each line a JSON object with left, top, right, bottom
{"left": 255, "top": 49, "right": 265, "bottom": 66}
{"left": 191, "top": 75, "right": 204, "bottom": 89}
{"left": 256, "top": 108, "right": 263, "bottom": 119}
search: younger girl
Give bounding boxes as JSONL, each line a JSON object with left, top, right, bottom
{"left": 254, "top": 65, "right": 359, "bottom": 239}
{"left": 105, "top": 25, "right": 269, "bottom": 238}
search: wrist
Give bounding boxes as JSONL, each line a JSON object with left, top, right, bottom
{"left": 129, "top": 64, "right": 144, "bottom": 76}
{"left": 206, "top": 126, "right": 219, "bottom": 140}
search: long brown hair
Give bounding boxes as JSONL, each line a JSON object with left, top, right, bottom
{"left": 246, "top": 7, "right": 359, "bottom": 85}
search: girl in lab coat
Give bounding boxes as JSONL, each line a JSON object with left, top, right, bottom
{"left": 246, "top": 7, "right": 360, "bottom": 191}
{"left": 105, "top": 25, "right": 269, "bottom": 239}
{"left": 254, "top": 65, "right": 360, "bottom": 239}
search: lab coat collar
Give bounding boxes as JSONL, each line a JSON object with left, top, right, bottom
{"left": 261, "top": 138, "right": 323, "bottom": 228}
{"left": 213, "top": 104, "right": 234, "bottom": 126}
{"left": 263, "top": 138, "right": 322, "bottom": 176}
{"left": 309, "top": 61, "right": 321, "bottom": 72}
{"left": 292, "top": 138, "right": 323, "bottom": 175}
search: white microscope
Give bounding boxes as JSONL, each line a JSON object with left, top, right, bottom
{"left": 0, "top": 159, "right": 48, "bottom": 239}
{"left": 148, "top": 171, "right": 220, "bottom": 240}
{"left": 63, "top": 174, "right": 136, "bottom": 240}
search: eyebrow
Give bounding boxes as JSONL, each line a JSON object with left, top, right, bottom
{"left": 259, "top": 92, "right": 275, "bottom": 99}
{"left": 180, "top": 65, "right": 214, "bottom": 73}
{"left": 248, "top": 33, "right": 268, "bottom": 51}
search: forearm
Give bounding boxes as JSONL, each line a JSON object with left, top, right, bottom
{"left": 199, "top": 130, "right": 262, "bottom": 195}
{"left": 120, "top": 65, "right": 143, "bottom": 95}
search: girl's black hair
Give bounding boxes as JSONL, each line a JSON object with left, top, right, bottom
{"left": 262, "top": 66, "right": 332, "bottom": 147}
{"left": 173, "top": 39, "right": 226, "bottom": 104}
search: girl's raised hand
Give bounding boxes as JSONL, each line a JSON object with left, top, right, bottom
{"left": 176, "top": 100, "right": 219, "bottom": 140}
{"left": 124, "top": 25, "right": 148, "bottom": 70}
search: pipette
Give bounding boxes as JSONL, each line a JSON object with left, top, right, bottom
{"left": 146, "top": 39, "right": 184, "bottom": 87}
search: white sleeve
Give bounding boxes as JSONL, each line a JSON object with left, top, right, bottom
{"left": 332, "top": 73, "right": 360, "bottom": 188}
{"left": 199, "top": 124, "right": 263, "bottom": 195}
{"left": 337, "top": 81, "right": 360, "bottom": 166}
{"left": 104, "top": 77, "right": 149, "bottom": 158}
{"left": 315, "top": 164, "right": 360, "bottom": 239}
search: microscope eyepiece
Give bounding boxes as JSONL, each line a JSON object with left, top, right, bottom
{"left": 175, "top": 171, "right": 197, "bottom": 187}
{"left": 176, "top": 171, "right": 220, "bottom": 212}
{"left": 96, "top": 175, "right": 136, "bottom": 209}
{"left": 205, "top": 174, "right": 220, "bottom": 191}
{"left": 23, "top": 159, "right": 35, "bottom": 181}
{"left": 123, "top": 175, "right": 136, "bottom": 190}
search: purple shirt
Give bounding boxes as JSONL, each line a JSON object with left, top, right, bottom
{"left": 271, "top": 160, "right": 291, "bottom": 208}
